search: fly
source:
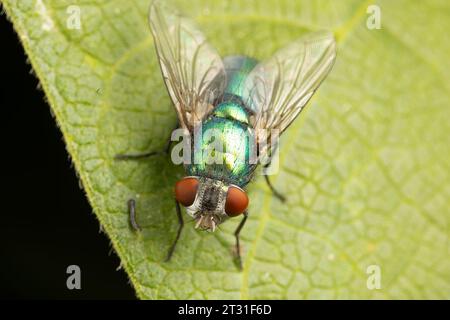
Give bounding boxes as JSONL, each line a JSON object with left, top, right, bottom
{"left": 116, "top": 0, "right": 337, "bottom": 269}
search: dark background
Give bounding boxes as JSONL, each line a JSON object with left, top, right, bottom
{"left": 0, "top": 13, "right": 135, "bottom": 299}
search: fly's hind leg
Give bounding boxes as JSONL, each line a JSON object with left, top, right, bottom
{"left": 234, "top": 211, "right": 249, "bottom": 271}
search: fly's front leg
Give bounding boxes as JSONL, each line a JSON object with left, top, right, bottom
{"left": 129, "top": 199, "right": 184, "bottom": 262}
{"left": 165, "top": 200, "right": 184, "bottom": 262}
{"left": 234, "top": 211, "right": 249, "bottom": 271}
{"left": 128, "top": 199, "right": 141, "bottom": 231}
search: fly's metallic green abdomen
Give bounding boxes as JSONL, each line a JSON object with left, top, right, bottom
{"left": 223, "top": 56, "right": 258, "bottom": 98}
{"left": 187, "top": 56, "right": 259, "bottom": 187}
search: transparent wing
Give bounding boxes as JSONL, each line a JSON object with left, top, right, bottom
{"left": 149, "top": 1, "right": 226, "bottom": 131}
{"left": 243, "top": 31, "right": 336, "bottom": 156}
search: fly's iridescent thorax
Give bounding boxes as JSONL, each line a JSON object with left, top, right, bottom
{"left": 187, "top": 101, "right": 257, "bottom": 187}
{"left": 186, "top": 56, "right": 259, "bottom": 187}
{"left": 212, "top": 101, "right": 250, "bottom": 125}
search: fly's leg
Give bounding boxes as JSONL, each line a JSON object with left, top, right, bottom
{"left": 115, "top": 150, "right": 162, "bottom": 160}
{"left": 128, "top": 199, "right": 141, "bottom": 231}
{"left": 115, "top": 124, "right": 177, "bottom": 160}
{"left": 115, "top": 137, "right": 173, "bottom": 160}
{"left": 259, "top": 140, "right": 286, "bottom": 202}
{"left": 118, "top": 125, "right": 178, "bottom": 231}
{"left": 165, "top": 200, "right": 184, "bottom": 262}
{"left": 263, "top": 172, "right": 286, "bottom": 203}
{"left": 128, "top": 199, "right": 184, "bottom": 263}
{"left": 234, "top": 211, "right": 248, "bottom": 271}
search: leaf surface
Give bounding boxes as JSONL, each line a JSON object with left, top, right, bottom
{"left": 3, "top": 0, "right": 450, "bottom": 299}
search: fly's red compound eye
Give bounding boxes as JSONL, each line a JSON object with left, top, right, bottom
{"left": 225, "top": 186, "right": 249, "bottom": 217}
{"left": 175, "top": 177, "right": 199, "bottom": 206}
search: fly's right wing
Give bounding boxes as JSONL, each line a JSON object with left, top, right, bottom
{"left": 243, "top": 31, "right": 337, "bottom": 158}
{"left": 149, "top": 1, "right": 226, "bottom": 132}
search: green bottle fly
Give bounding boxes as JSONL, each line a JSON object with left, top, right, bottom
{"left": 118, "top": 1, "right": 337, "bottom": 268}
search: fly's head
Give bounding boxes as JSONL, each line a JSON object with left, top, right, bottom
{"left": 174, "top": 176, "right": 248, "bottom": 232}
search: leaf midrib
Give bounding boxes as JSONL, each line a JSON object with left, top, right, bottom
{"left": 239, "top": 0, "right": 373, "bottom": 299}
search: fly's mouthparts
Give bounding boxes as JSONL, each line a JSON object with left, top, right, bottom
{"left": 194, "top": 214, "right": 218, "bottom": 232}
{"left": 194, "top": 215, "right": 203, "bottom": 229}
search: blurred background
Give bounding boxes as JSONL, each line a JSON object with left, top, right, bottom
{"left": 0, "top": 13, "right": 135, "bottom": 299}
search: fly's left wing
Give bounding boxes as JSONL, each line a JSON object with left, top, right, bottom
{"left": 149, "top": 1, "right": 226, "bottom": 132}
{"left": 243, "top": 31, "right": 337, "bottom": 158}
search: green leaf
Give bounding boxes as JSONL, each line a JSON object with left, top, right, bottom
{"left": 3, "top": 0, "right": 450, "bottom": 299}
